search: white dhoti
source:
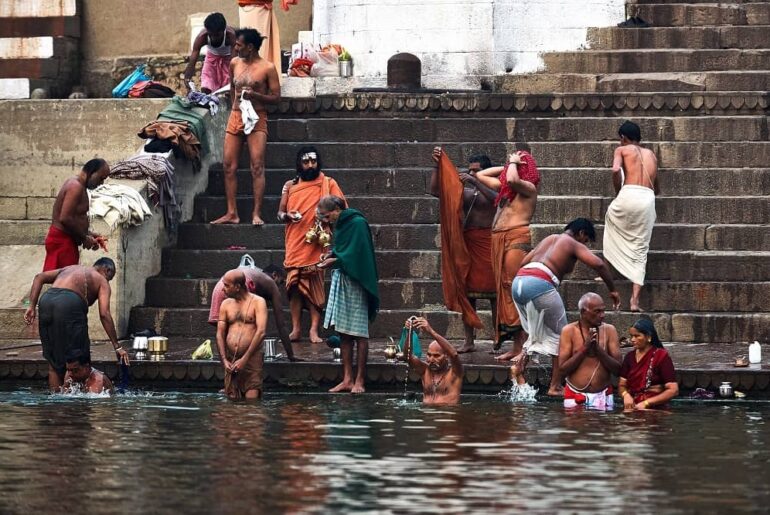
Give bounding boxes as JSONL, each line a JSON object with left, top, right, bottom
{"left": 603, "top": 185, "right": 656, "bottom": 286}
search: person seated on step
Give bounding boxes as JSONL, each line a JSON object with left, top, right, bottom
{"left": 278, "top": 147, "right": 346, "bottom": 344}
{"left": 184, "top": 12, "right": 237, "bottom": 94}
{"left": 509, "top": 218, "right": 620, "bottom": 396}
{"left": 429, "top": 147, "right": 499, "bottom": 354}
{"left": 62, "top": 348, "right": 114, "bottom": 395}
{"left": 400, "top": 317, "right": 463, "bottom": 405}
{"left": 209, "top": 264, "right": 299, "bottom": 361}
{"left": 210, "top": 28, "right": 281, "bottom": 226}
{"left": 557, "top": 293, "right": 621, "bottom": 410}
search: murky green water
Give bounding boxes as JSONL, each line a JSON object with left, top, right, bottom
{"left": 0, "top": 390, "right": 769, "bottom": 514}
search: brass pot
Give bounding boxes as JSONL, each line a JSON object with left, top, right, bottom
{"left": 148, "top": 336, "right": 168, "bottom": 353}
{"left": 318, "top": 230, "right": 331, "bottom": 248}
{"left": 305, "top": 226, "right": 318, "bottom": 244}
{"left": 384, "top": 344, "right": 398, "bottom": 361}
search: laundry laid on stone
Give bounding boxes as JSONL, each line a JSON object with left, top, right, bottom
{"left": 109, "top": 153, "right": 180, "bottom": 229}
{"left": 88, "top": 183, "right": 153, "bottom": 230}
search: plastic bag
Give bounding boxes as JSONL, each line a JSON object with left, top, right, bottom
{"left": 239, "top": 254, "right": 257, "bottom": 269}
{"left": 112, "top": 64, "right": 151, "bottom": 98}
{"left": 191, "top": 339, "right": 213, "bottom": 360}
{"left": 310, "top": 48, "right": 339, "bottom": 77}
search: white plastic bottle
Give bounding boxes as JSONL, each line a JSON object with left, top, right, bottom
{"left": 749, "top": 341, "right": 762, "bottom": 364}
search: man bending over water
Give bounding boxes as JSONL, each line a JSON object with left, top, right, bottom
{"left": 402, "top": 317, "right": 463, "bottom": 405}
{"left": 558, "top": 293, "right": 621, "bottom": 409}
{"left": 63, "top": 349, "right": 114, "bottom": 395}
{"left": 216, "top": 269, "right": 268, "bottom": 400}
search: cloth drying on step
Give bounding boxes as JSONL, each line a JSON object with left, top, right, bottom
{"left": 88, "top": 183, "right": 153, "bottom": 230}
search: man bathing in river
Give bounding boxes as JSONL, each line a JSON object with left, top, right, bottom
{"left": 63, "top": 349, "right": 114, "bottom": 395}
{"left": 510, "top": 218, "right": 620, "bottom": 396}
{"left": 216, "top": 269, "right": 268, "bottom": 400}
{"left": 557, "top": 293, "right": 621, "bottom": 409}
{"left": 402, "top": 317, "right": 463, "bottom": 405}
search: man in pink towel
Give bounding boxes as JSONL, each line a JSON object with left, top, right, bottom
{"left": 184, "top": 12, "right": 237, "bottom": 94}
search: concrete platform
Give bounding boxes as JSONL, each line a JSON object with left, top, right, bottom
{"left": 1, "top": 338, "right": 768, "bottom": 396}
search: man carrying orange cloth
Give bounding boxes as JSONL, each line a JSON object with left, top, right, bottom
{"left": 277, "top": 146, "right": 346, "bottom": 344}
{"left": 476, "top": 148, "right": 540, "bottom": 361}
{"left": 429, "top": 148, "right": 498, "bottom": 353}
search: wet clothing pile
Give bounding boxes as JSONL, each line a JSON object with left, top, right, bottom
{"left": 109, "top": 153, "right": 180, "bottom": 229}
{"left": 88, "top": 183, "right": 153, "bottom": 230}
{"left": 138, "top": 120, "right": 201, "bottom": 164}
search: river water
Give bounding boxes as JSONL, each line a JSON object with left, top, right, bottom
{"left": 1, "top": 390, "right": 768, "bottom": 514}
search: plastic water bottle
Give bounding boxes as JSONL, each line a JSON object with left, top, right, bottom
{"left": 749, "top": 341, "right": 762, "bottom": 364}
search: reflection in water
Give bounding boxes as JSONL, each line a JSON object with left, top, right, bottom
{"left": 0, "top": 390, "right": 769, "bottom": 513}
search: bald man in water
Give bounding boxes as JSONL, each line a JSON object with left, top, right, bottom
{"left": 402, "top": 317, "right": 463, "bottom": 405}
{"left": 216, "top": 269, "right": 268, "bottom": 400}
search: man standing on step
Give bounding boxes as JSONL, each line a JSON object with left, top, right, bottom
{"left": 604, "top": 121, "right": 659, "bottom": 312}
{"left": 209, "top": 264, "right": 299, "bottom": 361}
{"left": 318, "top": 195, "right": 379, "bottom": 394}
{"left": 211, "top": 28, "right": 281, "bottom": 226}
{"left": 23, "top": 258, "right": 130, "bottom": 391}
{"left": 429, "top": 147, "right": 498, "bottom": 353}
{"left": 216, "top": 269, "right": 268, "bottom": 400}
{"left": 44, "top": 158, "right": 110, "bottom": 271}
{"left": 278, "top": 147, "right": 346, "bottom": 344}
{"left": 476, "top": 149, "right": 540, "bottom": 361}
{"left": 510, "top": 218, "right": 620, "bottom": 396}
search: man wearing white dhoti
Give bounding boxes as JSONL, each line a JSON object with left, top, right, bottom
{"left": 603, "top": 121, "right": 660, "bottom": 312}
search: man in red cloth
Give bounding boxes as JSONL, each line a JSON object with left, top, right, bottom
{"left": 430, "top": 148, "right": 498, "bottom": 353}
{"left": 44, "top": 159, "right": 110, "bottom": 272}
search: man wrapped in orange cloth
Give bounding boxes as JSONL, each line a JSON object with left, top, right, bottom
{"left": 237, "top": 0, "right": 297, "bottom": 71}
{"left": 429, "top": 148, "right": 499, "bottom": 353}
{"left": 476, "top": 148, "right": 540, "bottom": 361}
{"left": 277, "top": 146, "right": 346, "bottom": 344}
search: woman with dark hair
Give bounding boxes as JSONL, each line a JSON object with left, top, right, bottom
{"left": 619, "top": 319, "right": 678, "bottom": 410}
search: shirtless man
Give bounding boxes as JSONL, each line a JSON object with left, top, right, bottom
{"left": 402, "top": 317, "right": 463, "bottom": 405}
{"left": 430, "top": 147, "right": 499, "bottom": 353}
{"left": 209, "top": 264, "right": 298, "bottom": 361}
{"left": 43, "top": 159, "right": 110, "bottom": 271}
{"left": 62, "top": 348, "right": 114, "bottom": 395}
{"left": 604, "top": 121, "right": 660, "bottom": 311}
{"left": 24, "top": 258, "right": 130, "bottom": 391}
{"left": 558, "top": 293, "right": 621, "bottom": 409}
{"left": 510, "top": 218, "right": 620, "bottom": 396}
{"left": 476, "top": 150, "right": 539, "bottom": 360}
{"left": 216, "top": 269, "right": 268, "bottom": 400}
{"left": 211, "top": 28, "right": 281, "bottom": 226}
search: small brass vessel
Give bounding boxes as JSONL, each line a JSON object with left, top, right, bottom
{"left": 148, "top": 336, "right": 169, "bottom": 361}
{"left": 384, "top": 343, "right": 398, "bottom": 362}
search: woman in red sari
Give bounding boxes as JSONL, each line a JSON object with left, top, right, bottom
{"left": 619, "top": 319, "right": 678, "bottom": 410}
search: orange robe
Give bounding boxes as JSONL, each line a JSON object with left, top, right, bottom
{"left": 464, "top": 228, "right": 495, "bottom": 296}
{"left": 491, "top": 226, "right": 532, "bottom": 340}
{"left": 437, "top": 153, "right": 484, "bottom": 329}
{"left": 238, "top": 0, "right": 282, "bottom": 73}
{"left": 284, "top": 174, "right": 345, "bottom": 309}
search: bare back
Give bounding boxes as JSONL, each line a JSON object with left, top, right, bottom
{"left": 492, "top": 191, "right": 537, "bottom": 231}
{"left": 51, "top": 265, "right": 106, "bottom": 306}
{"left": 231, "top": 57, "right": 277, "bottom": 111}
{"left": 561, "top": 322, "right": 620, "bottom": 393}
{"left": 615, "top": 145, "right": 658, "bottom": 191}
{"left": 51, "top": 178, "right": 89, "bottom": 239}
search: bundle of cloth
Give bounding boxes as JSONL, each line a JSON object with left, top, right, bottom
{"left": 186, "top": 90, "right": 220, "bottom": 116}
{"left": 109, "top": 153, "right": 180, "bottom": 230}
{"left": 128, "top": 81, "right": 175, "bottom": 98}
{"left": 138, "top": 120, "right": 201, "bottom": 164}
{"left": 88, "top": 183, "right": 153, "bottom": 230}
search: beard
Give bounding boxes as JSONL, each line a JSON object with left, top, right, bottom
{"left": 299, "top": 167, "right": 320, "bottom": 181}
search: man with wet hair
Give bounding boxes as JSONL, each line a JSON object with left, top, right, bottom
{"left": 24, "top": 258, "right": 129, "bottom": 391}
{"left": 44, "top": 158, "right": 110, "bottom": 271}
{"left": 510, "top": 218, "right": 620, "bottom": 396}
{"left": 557, "top": 292, "right": 621, "bottom": 409}
{"left": 211, "top": 28, "right": 281, "bottom": 226}
{"left": 278, "top": 147, "right": 346, "bottom": 343}
{"left": 208, "top": 264, "right": 298, "bottom": 361}
{"left": 604, "top": 120, "right": 660, "bottom": 312}
{"left": 63, "top": 348, "right": 114, "bottom": 395}
{"left": 184, "top": 12, "right": 237, "bottom": 94}
{"left": 216, "top": 269, "right": 268, "bottom": 400}
{"left": 402, "top": 317, "right": 463, "bottom": 404}
{"left": 430, "top": 148, "right": 499, "bottom": 353}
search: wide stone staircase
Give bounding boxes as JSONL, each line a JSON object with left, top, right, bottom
{"left": 130, "top": 0, "right": 770, "bottom": 347}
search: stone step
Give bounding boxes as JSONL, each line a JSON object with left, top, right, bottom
{"left": 176, "top": 222, "right": 770, "bottom": 252}
{"left": 249, "top": 142, "right": 770, "bottom": 169}
{"left": 631, "top": 0, "right": 767, "bottom": 4}
{"left": 266, "top": 115, "right": 769, "bottom": 143}
{"left": 0, "top": 220, "right": 48, "bottom": 245}
{"left": 542, "top": 49, "right": 770, "bottom": 74}
{"left": 587, "top": 25, "right": 770, "bottom": 50}
{"left": 211, "top": 167, "right": 770, "bottom": 198}
{"left": 633, "top": 3, "right": 770, "bottom": 26}
{"left": 498, "top": 71, "right": 770, "bottom": 93}
{"left": 193, "top": 194, "right": 770, "bottom": 225}
{"left": 159, "top": 248, "right": 770, "bottom": 282}
{"left": 143, "top": 276, "right": 770, "bottom": 313}
{"left": 127, "top": 306, "right": 770, "bottom": 343}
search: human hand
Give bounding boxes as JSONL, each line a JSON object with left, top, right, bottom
{"left": 432, "top": 146, "right": 442, "bottom": 164}
{"left": 458, "top": 172, "right": 476, "bottom": 185}
{"left": 634, "top": 401, "right": 649, "bottom": 410}
{"left": 623, "top": 393, "right": 635, "bottom": 410}
{"left": 288, "top": 211, "right": 302, "bottom": 223}
{"left": 231, "top": 357, "right": 248, "bottom": 374}
{"left": 115, "top": 347, "right": 130, "bottom": 366}
{"left": 318, "top": 257, "right": 337, "bottom": 269}
{"left": 508, "top": 152, "right": 522, "bottom": 164}
{"left": 95, "top": 235, "right": 109, "bottom": 252}
{"left": 406, "top": 317, "right": 430, "bottom": 333}
{"left": 24, "top": 306, "right": 36, "bottom": 325}
{"left": 82, "top": 235, "right": 99, "bottom": 251}
{"left": 223, "top": 359, "right": 233, "bottom": 372}
{"left": 609, "top": 291, "right": 621, "bottom": 310}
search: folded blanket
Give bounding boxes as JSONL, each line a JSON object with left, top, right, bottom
{"left": 88, "top": 183, "right": 153, "bottom": 230}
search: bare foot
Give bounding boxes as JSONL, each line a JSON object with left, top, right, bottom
{"left": 457, "top": 343, "right": 476, "bottom": 354}
{"left": 252, "top": 215, "right": 264, "bottom": 226}
{"left": 494, "top": 350, "right": 518, "bottom": 361}
{"left": 309, "top": 331, "right": 324, "bottom": 344}
{"left": 630, "top": 300, "right": 643, "bottom": 313}
{"left": 547, "top": 386, "right": 564, "bottom": 397}
{"left": 289, "top": 330, "right": 301, "bottom": 342}
{"left": 351, "top": 382, "right": 366, "bottom": 394}
{"left": 329, "top": 382, "right": 353, "bottom": 393}
{"left": 210, "top": 213, "right": 240, "bottom": 224}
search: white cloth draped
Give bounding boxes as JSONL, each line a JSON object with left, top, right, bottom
{"left": 603, "top": 185, "right": 656, "bottom": 285}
